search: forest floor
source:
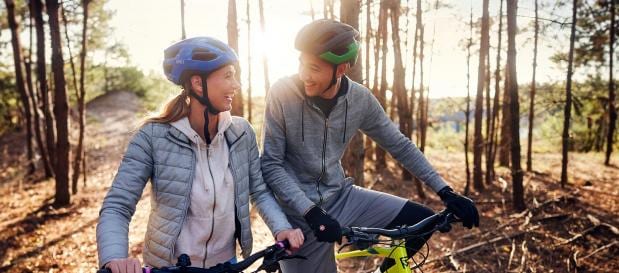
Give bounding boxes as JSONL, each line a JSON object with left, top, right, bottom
{"left": 0, "top": 90, "right": 617, "bottom": 273}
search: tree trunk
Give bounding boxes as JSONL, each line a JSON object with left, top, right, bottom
{"left": 410, "top": 0, "right": 421, "bottom": 139}
{"left": 387, "top": 0, "right": 413, "bottom": 182}
{"left": 309, "top": 0, "right": 315, "bottom": 20}
{"left": 258, "top": 0, "right": 271, "bottom": 96}
{"left": 181, "top": 0, "right": 186, "bottom": 39}
{"left": 59, "top": 2, "right": 81, "bottom": 193}
{"left": 26, "top": 3, "right": 52, "bottom": 177}
{"left": 490, "top": 0, "right": 504, "bottom": 181}
{"left": 605, "top": 0, "right": 616, "bottom": 166}
{"left": 72, "top": 0, "right": 90, "bottom": 194}
{"left": 47, "top": 0, "right": 71, "bottom": 207}
{"left": 228, "top": 0, "right": 244, "bottom": 117}
{"left": 499, "top": 63, "right": 511, "bottom": 167}
{"left": 561, "top": 0, "right": 577, "bottom": 188}
{"left": 473, "top": 0, "right": 490, "bottom": 192}
{"left": 33, "top": 0, "right": 56, "bottom": 175}
{"left": 485, "top": 40, "right": 492, "bottom": 185}
{"left": 340, "top": 0, "right": 365, "bottom": 186}
{"left": 365, "top": 0, "right": 371, "bottom": 87}
{"left": 526, "top": 0, "right": 538, "bottom": 172}
{"left": 413, "top": 23, "right": 426, "bottom": 199}
{"left": 5, "top": 0, "right": 36, "bottom": 175}
{"left": 506, "top": 0, "right": 524, "bottom": 211}
{"left": 246, "top": 0, "right": 253, "bottom": 122}
{"left": 375, "top": 3, "right": 388, "bottom": 169}
{"left": 464, "top": 3, "right": 473, "bottom": 195}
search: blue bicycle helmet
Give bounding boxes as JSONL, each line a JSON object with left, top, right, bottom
{"left": 163, "top": 36, "right": 238, "bottom": 85}
{"left": 162, "top": 37, "right": 238, "bottom": 145}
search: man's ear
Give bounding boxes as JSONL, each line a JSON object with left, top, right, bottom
{"left": 335, "top": 63, "right": 349, "bottom": 78}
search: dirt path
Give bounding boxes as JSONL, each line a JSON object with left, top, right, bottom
{"left": 0, "top": 91, "right": 151, "bottom": 272}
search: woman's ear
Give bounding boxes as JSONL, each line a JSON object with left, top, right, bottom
{"left": 190, "top": 75, "right": 203, "bottom": 96}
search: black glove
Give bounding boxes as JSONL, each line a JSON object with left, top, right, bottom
{"left": 437, "top": 186, "right": 480, "bottom": 229}
{"left": 303, "top": 206, "right": 342, "bottom": 243}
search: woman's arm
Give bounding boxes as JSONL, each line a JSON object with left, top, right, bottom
{"left": 96, "top": 124, "right": 154, "bottom": 268}
{"left": 246, "top": 125, "right": 293, "bottom": 236}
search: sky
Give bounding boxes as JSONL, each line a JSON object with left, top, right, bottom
{"left": 105, "top": 0, "right": 574, "bottom": 98}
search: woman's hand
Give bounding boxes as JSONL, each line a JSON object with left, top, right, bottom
{"left": 104, "top": 258, "right": 141, "bottom": 273}
{"left": 275, "top": 228, "right": 305, "bottom": 253}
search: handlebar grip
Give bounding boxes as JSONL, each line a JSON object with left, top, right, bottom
{"left": 277, "top": 239, "right": 290, "bottom": 249}
{"left": 340, "top": 227, "right": 351, "bottom": 236}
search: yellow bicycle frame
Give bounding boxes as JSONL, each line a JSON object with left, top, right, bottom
{"left": 335, "top": 239, "right": 411, "bottom": 273}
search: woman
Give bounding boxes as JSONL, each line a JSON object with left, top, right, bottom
{"left": 96, "top": 37, "right": 304, "bottom": 273}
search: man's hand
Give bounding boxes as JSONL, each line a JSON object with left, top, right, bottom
{"left": 437, "top": 187, "right": 480, "bottom": 229}
{"left": 303, "top": 206, "right": 341, "bottom": 243}
{"left": 104, "top": 258, "right": 141, "bottom": 273}
{"left": 275, "top": 228, "right": 305, "bottom": 253}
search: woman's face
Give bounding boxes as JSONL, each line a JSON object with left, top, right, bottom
{"left": 190, "top": 64, "right": 240, "bottom": 112}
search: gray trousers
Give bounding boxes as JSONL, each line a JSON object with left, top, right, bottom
{"left": 280, "top": 184, "right": 408, "bottom": 273}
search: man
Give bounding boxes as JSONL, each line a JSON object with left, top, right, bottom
{"left": 261, "top": 19, "right": 479, "bottom": 273}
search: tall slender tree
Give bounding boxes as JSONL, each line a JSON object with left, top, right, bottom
{"left": 33, "top": 0, "right": 56, "bottom": 174}
{"left": 464, "top": 2, "right": 473, "bottom": 195}
{"left": 47, "top": 0, "right": 71, "bottom": 207}
{"left": 489, "top": 0, "right": 504, "bottom": 180}
{"left": 228, "top": 0, "right": 244, "bottom": 116}
{"left": 473, "top": 0, "right": 490, "bottom": 191}
{"left": 388, "top": 0, "right": 413, "bottom": 183}
{"left": 26, "top": 1, "right": 52, "bottom": 177}
{"left": 180, "top": 0, "right": 186, "bottom": 39}
{"left": 72, "top": 0, "right": 91, "bottom": 192}
{"left": 340, "top": 0, "right": 365, "bottom": 185}
{"left": 499, "top": 57, "right": 511, "bottom": 167}
{"left": 5, "top": 0, "right": 36, "bottom": 175}
{"left": 375, "top": 2, "right": 388, "bottom": 169}
{"left": 561, "top": 0, "right": 578, "bottom": 188}
{"left": 605, "top": 0, "right": 616, "bottom": 166}
{"left": 410, "top": 0, "right": 421, "bottom": 136}
{"left": 246, "top": 0, "right": 253, "bottom": 122}
{"left": 506, "top": 0, "right": 524, "bottom": 211}
{"left": 414, "top": 24, "right": 427, "bottom": 199}
{"left": 526, "top": 0, "right": 539, "bottom": 172}
{"left": 258, "top": 0, "right": 270, "bottom": 95}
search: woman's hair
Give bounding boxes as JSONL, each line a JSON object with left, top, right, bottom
{"left": 143, "top": 84, "right": 191, "bottom": 125}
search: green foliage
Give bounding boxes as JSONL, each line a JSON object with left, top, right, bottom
{"left": 0, "top": 68, "right": 20, "bottom": 135}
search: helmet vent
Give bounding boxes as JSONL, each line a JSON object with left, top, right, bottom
{"left": 192, "top": 48, "right": 218, "bottom": 61}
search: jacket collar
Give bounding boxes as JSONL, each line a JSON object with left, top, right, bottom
{"left": 164, "top": 115, "right": 246, "bottom": 152}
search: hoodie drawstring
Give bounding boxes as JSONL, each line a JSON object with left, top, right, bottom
{"left": 342, "top": 99, "right": 348, "bottom": 143}
{"left": 301, "top": 99, "right": 305, "bottom": 144}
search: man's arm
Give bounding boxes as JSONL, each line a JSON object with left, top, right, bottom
{"left": 260, "top": 82, "right": 315, "bottom": 216}
{"left": 359, "top": 93, "right": 448, "bottom": 192}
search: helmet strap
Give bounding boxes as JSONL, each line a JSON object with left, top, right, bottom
{"left": 320, "top": 64, "right": 339, "bottom": 95}
{"left": 188, "top": 74, "right": 220, "bottom": 145}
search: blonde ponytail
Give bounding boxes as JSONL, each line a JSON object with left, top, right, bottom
{"left": 143, "top": 89, "right": 190, "bottom": 125}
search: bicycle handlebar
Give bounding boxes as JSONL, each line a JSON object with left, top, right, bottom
{"left": 97, "top": 240, "right": 291, "bottom": 273}
{"left": 341, "top": 209, "right": 459, "bottom": 240}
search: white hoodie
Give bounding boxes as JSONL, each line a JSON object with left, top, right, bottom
{"left": 171, "top": 112, "right": 236, "bottom": 268}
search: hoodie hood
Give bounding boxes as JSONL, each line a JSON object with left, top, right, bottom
{"left": 170, "top": 111, "right": 233, "bottom": 146}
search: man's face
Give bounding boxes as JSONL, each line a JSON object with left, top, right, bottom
{"left": 298, "top": 52, "right": 335, "bottom": 97}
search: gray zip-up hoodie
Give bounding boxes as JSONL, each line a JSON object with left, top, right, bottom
{"left": 261, "top": 75, "right": 448, "bottom": 216}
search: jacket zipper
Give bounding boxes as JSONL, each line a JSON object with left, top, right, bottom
{"left": 167, "top": 134, "right": 195, "bottom": 263}
{"left": 307, "top": 100, "right": 331, "bottom": 207}
{"left": 202, "top": 146, "right": 217, "bottom": 267}
{"left": 316, "top": 117, "right": 328, "bottom": 206}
